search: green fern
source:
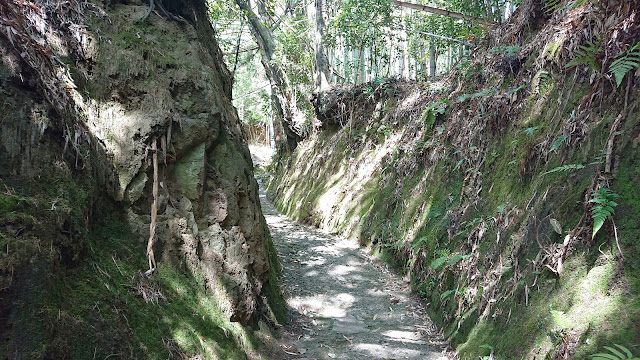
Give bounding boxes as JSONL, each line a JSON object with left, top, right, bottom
{"left": 543, "top": 0, "right": 562, "bottom": 13}
{"left": 440, "top": 289, "right": 455, "bottom": 300}
{"left": 532, "top": 70, "right": 551, "bottom": 94}
{"left": 412, "top": 236, "right": 428, "bottom": 250}
{"left": 431, "top": 256, "right": 448, "bottom": 270}
{"left": 609, "top": 41, "right": 640, "bottom": 88}
{"left": 591, "top": 344, "right": 639, "bottom": 360}
{"left": 543, "top": 163, "right": 585, "bottom": 174}
{"left": 566, "top": 40, "right": 601, "bottom": 71}
{"left": 589, "top": 187, "right": 619, "bottom": 239}
{"left": 550, "top": 134, "right": 570, "bottom": 152}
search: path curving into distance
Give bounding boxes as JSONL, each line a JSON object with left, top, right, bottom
{"left": 257, "top": 180, "right": 453, "bottom": 360}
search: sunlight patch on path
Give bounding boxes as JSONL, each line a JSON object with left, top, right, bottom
{"left": 257, "top": 182, "right": 453, "bottom": 360}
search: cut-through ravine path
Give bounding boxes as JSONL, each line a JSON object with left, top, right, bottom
{"left": 257, "top": 180, "right": 453, "bottom": 360}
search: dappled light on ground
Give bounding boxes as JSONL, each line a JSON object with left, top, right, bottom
{"left": 258, "top": 184, "right": 452, "bottom": 359}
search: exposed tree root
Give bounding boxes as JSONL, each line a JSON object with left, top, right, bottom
{"left": 141, "top": 0, "right": 187, "bottom": 24}
{"left": 140, "top": 0, "right": 154, "bottom": 22}
{"left": 145, "top": 137, "right": 158, "bottom": 276}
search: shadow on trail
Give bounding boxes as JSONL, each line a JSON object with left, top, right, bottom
{"left": 258, "top": 185, "right": 451, "bottom": 360}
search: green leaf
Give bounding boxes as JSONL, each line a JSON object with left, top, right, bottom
{"left": 609, "top": 42, "right": 640, "bottom": 88}
{"left": 431, "top": 256, "right": 448, "bottom": 270}
{"left": 440, "top": 289, "right": 455, "bottom": 300}
{"left": 544, "top": 164, "right": 585, "bottom": 174}
{"left": 592, "top": 355, "right": 622, "bottom": 360}
{"left": 509, "top": 85, "right": 527, "bottom": 94}
{"left": 453, "top": 159, "right": 464, "bottom": 171}
{"left": 447, "top": 254, "right": 472, "bottom": 266}
{"left": 550, "top": 134, "right": 569, "bottom": 152}
{"left": 590, "top": 188, "right": 619, "bottom": 239}
{"left": 523, "top": 126, "right": 539, "bottom": 136}
{"left": 604, "top": 346, "right": 626, "bottom": 359}
{"left": 543, "top": 0, "right": 561, "bottom": 13}
{"left": 411, "top": 236, "right": 428, "bottom": 250}
{"left": 550, "top": 218, "right": 563, "bottom": 234}
{"left": 614, "top": 344, "right": 633, "bottom": 358}
{"left": 566, "top": 40, "right": 601, "bottom": 71}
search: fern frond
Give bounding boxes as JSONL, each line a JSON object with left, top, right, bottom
{"left": 614, "top": 345, "right": 634, "bottom": 359}
{"left": 609, "top": 42, "right": 640, "bottom": 88}
{"left": 566, "top": 40, "right": 601, "bottom": 72}
{"left": 431, "top": 256, "right": 448, "bottom": 270}
{"left": 572, "top": 0, "right": 595, "bottom": 8}
{"left": 550, "top": 134, "right": 570, "bottom": 152}
{"left": 544, "top": 164, "right": 585, "bottom": 174}
{"left": 591, "top": 344, "right": 639, "bottom": 360}
{"left": 532, "top": 70, "right": 551, "bottom": 94}
{"left": 543, "top": 0, "right": 562, "bottom": 13}
{"left": 589, "top": 187, "right": 619, "bottom": 239}
{"left": 604, "top": 347, "right": 627, "bottom": 359}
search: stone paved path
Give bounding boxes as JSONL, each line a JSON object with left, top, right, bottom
{"left": 258, "top": 183, "right": 452, "bottom": 360}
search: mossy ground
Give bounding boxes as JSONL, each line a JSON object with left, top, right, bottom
{"left": 46, "top": 212, "right": 259, "bottom": 359}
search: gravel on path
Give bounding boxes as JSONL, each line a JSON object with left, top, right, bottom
{"left": 258, "top": 183, "right": 453, "bottom": 360}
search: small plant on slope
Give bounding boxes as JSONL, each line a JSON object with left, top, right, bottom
{"left": 543, "top": 0, "right": 562, "bottom": 13}
{"left": 566, "top": 40, "right": 601, "bottom": 72}
{"left": 544, "top": 163, "right": 585, "bottom": 174}
{"left": 589, "top": 187, "right": 618, "bottom": 239}
{"left": 591, "top": 344, "right": 639, "bottom": 360}
{"left": 609, "top": 41, "right": 640, "bottom": 88}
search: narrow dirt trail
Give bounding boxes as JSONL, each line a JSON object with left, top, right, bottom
{"left": 258, "top": 183, "right": 452, "bottom": 360}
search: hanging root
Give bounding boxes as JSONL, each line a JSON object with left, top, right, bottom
{"left": 140, "top": 0, "right": 154, "bottom": 22}
{"left": 140, "top": 0, "right": 186, "bottom": 23}
{"left": 145, "top": 137, "right": 159, "bottom": 276}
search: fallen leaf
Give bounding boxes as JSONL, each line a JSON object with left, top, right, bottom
{"left": 549, "top": 218, "right": 562, "bottom": 234}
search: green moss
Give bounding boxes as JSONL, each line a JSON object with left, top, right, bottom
{"left": 114, "top": 32, "right": 144, "bottom": 49}
{"left": 0, "top": 193, "right": 22, "bottom": 217}
{"left": 38, "top": 211, "right": 259, "bottom": 359}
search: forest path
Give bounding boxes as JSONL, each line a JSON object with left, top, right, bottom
{"left": 253, "top": 164, "right": 452, "bottom": 359}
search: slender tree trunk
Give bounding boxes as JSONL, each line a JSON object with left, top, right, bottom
{"left": 429, "top": 43, "right": 436, "bottom": 79}
{"left": 314, "top": 0, "right": 330, "bottom": 91}
{"left": 419, "top": 38, "right": 425, "bottom": 77}
{"left": 400, "top": 8, "right": 408, "bottom": 79}
{"left": 359, "top": 48, "right": 365, "bottom": 83}
{"left": 235, "top": 0, "right": 303, "bottom": 150}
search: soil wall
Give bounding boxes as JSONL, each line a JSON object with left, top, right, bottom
{"left": 0, "top": 0, "right": 283, "bottom": 358}
{"left": 269, "top": 0, "right": 640, "bottom": 358}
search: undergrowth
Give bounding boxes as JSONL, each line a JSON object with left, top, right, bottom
{"left": 5, "top": 206, "right": 266, "bottom": 359}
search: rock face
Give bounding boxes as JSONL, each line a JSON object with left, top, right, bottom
{"left": 1, "top": 0, "right": 276, "bottom": 343}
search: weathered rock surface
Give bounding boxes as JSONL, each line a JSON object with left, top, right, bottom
{"left": 0, "top": 0, "right": 278, "bottom": 356}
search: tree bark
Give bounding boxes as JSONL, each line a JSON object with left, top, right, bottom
{"left": 235, "top": 0, "right": 304, "bottom": 150}
{"left": 314, "top": 0, "right": 331, "bottom": 91}
{"left": 429, "top": 43, "right": 436, "bottom": 79}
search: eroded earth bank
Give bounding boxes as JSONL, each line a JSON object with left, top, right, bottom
{"left": 267, "top": 0, "right": 640, "bottom": 358}
{"left": 1, "top": 0, "right": 284, "bottom": 358}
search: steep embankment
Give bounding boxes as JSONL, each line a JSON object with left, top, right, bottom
{"left": 269, "top": 0, "right": 640, "bottom": 358}
{"left": 0, "top": 0, "right": 283, "bottom": 358}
